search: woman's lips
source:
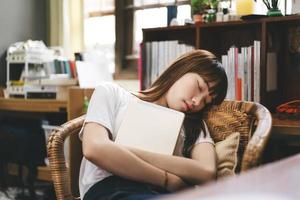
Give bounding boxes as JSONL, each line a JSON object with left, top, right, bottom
{"left": 184, "top": 101, "right": 192, "bottom": 111}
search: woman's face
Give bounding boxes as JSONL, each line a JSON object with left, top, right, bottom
{"left": 158, "top": 73, "right": 213, "bottom": 113}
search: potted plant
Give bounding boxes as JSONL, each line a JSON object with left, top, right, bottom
{"left": 191, "top": 0, "right": 208, "bottom": 23}
{"left": 256, "top": 0, "right": 283, "bottom": 16}
{"left": 191, "top": 0, "right": 219, "bottom": 23}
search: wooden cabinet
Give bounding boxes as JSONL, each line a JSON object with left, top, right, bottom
{"left": 142, "top": 15, "right": 300, "bottom": 112}
{"left": 0, "top": 87, "right": 94, "bottom": 182}
{"left": 142, "top": 16, "right": 300, "bottom": 162}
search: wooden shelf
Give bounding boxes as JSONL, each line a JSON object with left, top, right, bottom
{"left": 0, "top": 97, "right": 68, "bottom": 183}
{"left": 143, "top": 24, "right": 196, "bottom": 32}
{"left": 263, "top": 14, "right": 300, "bottom": 23}
{"left": 272, "top": 115, "right": 300, "bottom": 136}
{"left": 0, "top": 88, "right": 93, "bottom": 184}
{"left": 0, "top": 98, "right": 67, "bottom": 113}
{"left": 142, "top": 16, "right": 300, "bottom": 164}
{"left": 142, "top": 15, "right": 300, "bottom": 110}
{"left": 7, "top": 164, "right": 52, "bottom": 182}
{"left": 143, "top": 15, "right": 300, "bottom": 31}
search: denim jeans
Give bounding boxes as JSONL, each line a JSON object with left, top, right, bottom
{"left": 83, "top": 175, "right": 170, "bottom": 200}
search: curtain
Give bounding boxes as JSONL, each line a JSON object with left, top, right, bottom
{"left": 47, "top": 0, "right": 84, "bottom": 59}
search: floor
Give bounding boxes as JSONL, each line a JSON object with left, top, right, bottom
{"left": 0, "top": 179, "right": 55, "bottom": 200}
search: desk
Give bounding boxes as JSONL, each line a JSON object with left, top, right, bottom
{"left": 160, "top": 154, "right": 300, "bottom": 199}
{"left": 0, "top": 98, "right": 67, "bottom": 181}
{"left": 0, "top": 98, "right": 67, "bottom": 113}
{"left": 0, "top": 87, "right": 94, "bottom": 182}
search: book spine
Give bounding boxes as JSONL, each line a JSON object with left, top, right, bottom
{"left": 254, "top": 40, "right": 261, "bottom": 103}
{"left": 69, "top": 60, "right": 77, "bottom": 79}
{"left": 138, "top": 43, "right": 143, "bottom": 91}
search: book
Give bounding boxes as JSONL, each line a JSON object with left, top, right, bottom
{"left": 266, "top": 52, "right": 278, "bottom": 91}
{"left": 115, "top": 99, "right": 185, "bottom": 155}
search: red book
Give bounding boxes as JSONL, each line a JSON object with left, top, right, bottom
{"left": 69, "top": 60, "right": 77, "bottom": 79}
{"left": 237, "top": 78, "right": 242, "bottom": 101}
{"left": 234, "top": 47, "right": 239, "bottom": 100}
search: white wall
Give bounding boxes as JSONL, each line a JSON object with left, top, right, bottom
{"left": 0, "top": 0, "right": 47, "bottom": 86}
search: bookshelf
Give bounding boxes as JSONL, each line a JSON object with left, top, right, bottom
{"left": 141, "top": 15, "right": 300, "bottom": 162}
{"left": 141, "top": 15, "right": 300, "bottom": 113}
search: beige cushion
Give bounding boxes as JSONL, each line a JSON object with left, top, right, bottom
{"left": 215, "top": 132, "right": 240, "bottom": 179}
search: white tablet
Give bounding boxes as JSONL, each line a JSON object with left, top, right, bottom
{"left": 115, "top": 99, "right": 185, "bottom": 155}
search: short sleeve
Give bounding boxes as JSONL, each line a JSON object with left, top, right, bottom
{"left": 79, "top": 84, "right": 117, "bottom": 139}
{"left": 194, "top": 121, "right": 214, "bottom": 145}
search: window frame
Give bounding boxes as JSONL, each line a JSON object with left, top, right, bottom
{"left": 86, "top": 0, "right": 189, "bottom": 79}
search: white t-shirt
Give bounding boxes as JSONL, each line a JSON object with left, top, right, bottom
{"left": 78, "top": 82, "right": 214, "bottom": 199}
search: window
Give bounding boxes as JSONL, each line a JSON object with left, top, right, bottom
{"left": 84, "top": 0, "right": 115, "bottom": 73}
{"left": 133, "top": 8, "right": 167, "bottom": 56}
{"left": 84, "top": 0, "right": 190, "bottom": 78}
{"left": 118, "top": 0, "right": 190, "bottom": 78}
{"left": 133, "top": 4, "right": 191, "bottom": 56}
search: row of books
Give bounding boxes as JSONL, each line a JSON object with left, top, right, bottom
{"left": 43, "top": 59, "right": 77, "bottom": 79}
{"left": 221, "top": 41, "right": 261, "bottom": 102}
{"left": 141, "top": 40, "right": 195, "bottom": 88}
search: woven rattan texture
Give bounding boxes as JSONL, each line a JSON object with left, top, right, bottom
{"left": 47, "top": 116, "right": 85, "bottom": 200}
{"left": 204, "top": 101, "right": 255, "bottom": 172}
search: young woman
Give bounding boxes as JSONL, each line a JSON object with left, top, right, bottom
{"left": 79, "top": 49, "right": 228, "bottom": 200}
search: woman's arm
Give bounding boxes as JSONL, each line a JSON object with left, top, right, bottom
{"left": 128, "top": 142, "right": 216, "bottom": 185}
{"left": 190, "top": 142, "right": 217, "bottom": 182}
{"left": 82, "top": 122, "right": 187, "bottom": 191}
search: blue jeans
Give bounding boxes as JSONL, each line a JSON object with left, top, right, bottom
{"left": 83, "top": 175, "right": 170, "bottom": 200}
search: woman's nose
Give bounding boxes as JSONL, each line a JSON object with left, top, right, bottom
{"left": 192, "top": 96, "right": 202, "bottom": 106}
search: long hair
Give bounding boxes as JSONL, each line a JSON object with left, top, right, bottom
{"left": 137, "top": 49, "right": 228, "bottom": 157}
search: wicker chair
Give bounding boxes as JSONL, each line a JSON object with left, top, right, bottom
{"left": 47, "top": 100, "right": 272, "bottom": 200}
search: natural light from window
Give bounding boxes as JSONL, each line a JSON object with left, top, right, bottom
{"left": 84, "top": 16, "right": 115, "bottom": 48}
{"left": 83, "top": 0, "right": 115, "bottom": 73}
{"left": 133, "top": 8, "right": 167, "bottom": 54}
{"left": 133, "top": 5, "right": 191, "bottom": 55}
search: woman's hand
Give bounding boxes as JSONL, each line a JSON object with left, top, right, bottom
{"left": 128, "top": 143, "right": 216, "bottom": 185}
{"left": 165, "top": 172, "right": 188, "bottom": 192}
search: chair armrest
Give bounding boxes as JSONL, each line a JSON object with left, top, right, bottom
{"left": 47, "top": 115, "right": 85, "bottom": 200}
{"left": 241, "top": 102, "right": 272, "bottom": 171}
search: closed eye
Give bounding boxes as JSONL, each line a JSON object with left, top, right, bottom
{"left": 197, "top": 80, "right": 202, "bottom": 92}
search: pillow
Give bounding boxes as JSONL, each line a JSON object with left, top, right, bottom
{"left": 203, "top": 101, "right": 255, "bottom": 172}
{"left": 215, "top": 132, "right": 240, "bottom": 179}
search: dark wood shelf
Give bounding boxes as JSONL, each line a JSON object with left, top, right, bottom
{"left": 143, "top": 14, "right": 300, "bottom": 31}
{"left": 142, "top": 16, "right": 300, "bottom": 164}
{"left": 272, "top": 115, "right": 300, "bottom": 136}
{"left": 263, "top": 14, "right": 300, "bottom": 23}
{"left": 142, "top": 15, "right": 300, "bottom": 112}
{"left": 198, "top": 20, "right": 260, "bottom": 28}
{"left": 143, "top": 24, "right": 196, "bottom": 32}
{"left": 0, "top": 97, "right": 67, "bottom": 113}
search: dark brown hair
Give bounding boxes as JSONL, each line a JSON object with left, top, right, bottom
{"left": 137, "top": 49, "right": 228, "bottom": 157}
